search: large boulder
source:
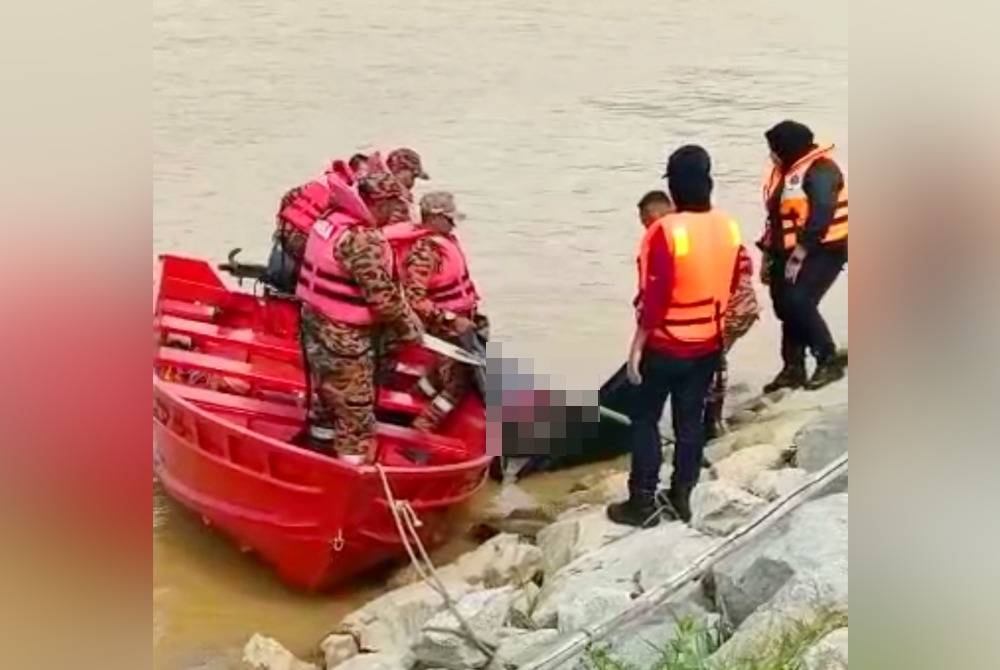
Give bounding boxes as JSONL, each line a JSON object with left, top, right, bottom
{"left": 535, "top": 505, "right": 632, "bottom": 577}
{"left": 330, "top": 652, "right": 410, "bottom": 670}
{"left": 241, "top": 634, "right": 318, "bottom": 670}
{"left": 320, "top": 634, "right": 359, "bottom": 668}
{"left": 590, "top": 601, "right": 720, "bottom": 670}
{"left": 532, "top": 521, "right": 714, "bottom": 630}
{"left": 336, "top": 578, "right": 474, "bottom": 655}
{"left": 713, "top": 443, "right": 788, "bottom": 490}
{"left": 802, "top": 627, "right": 849, "bottom": 670}
{"left": 412, "top": 586, "right": 519, "bottom": 669}
{"left": 794, "top": 406, "right": 848, "bottom": 494}
{"left": 486, "top": 628, "right": 562, "bottom": 669}
{"left": 555, "top": 587, "right": 633, "bottom": 634}
{"left": 709, "top": 493, "right": 848, "bottom": 628}
{"left": 388, "top": 534, "right": 543, "bottom": 590}
{"left": 690, "top": 481, "right": 767, "bottom": 537}
{"left": 749, "top": 467, "right": 812, "bottom": 502}
{"left": 707, "top": 576, "right": 848, "bottom": 666}
{"left": 475, "top": 485, "right": 556, "bottom": 538}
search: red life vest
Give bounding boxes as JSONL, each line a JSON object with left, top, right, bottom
{"left": 278, "top": 169, "right": 373, "bottom": 235}
{"left": 296, "top": 214, "right": 393, "bottom": 326}
{"left": 383, "top": 222, "right": 480, "bottom": 314}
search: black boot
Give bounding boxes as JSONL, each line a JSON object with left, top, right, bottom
{"left": 606, "top": 493, "right": 660, "bottom": 528}
{"left": 655, "top": 483, "right": 694, "bottom": 524}
{"left": 805, "top": 356, "right": 846, "bottom": 390}
{"left": 762, "top": 365, "right": 806, "bottom": 394}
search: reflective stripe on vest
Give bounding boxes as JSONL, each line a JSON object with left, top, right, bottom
{"left": 638, "top": 210, "right": 741, "bottom": 345}
{"left": 384, "top": 223, "right": 480, "bottom": 314}
{"left": 295, "top": 214, "right": 393, "bottom": 326}
{"left": 761, "top": 145, "right": 848, "bottom": 250}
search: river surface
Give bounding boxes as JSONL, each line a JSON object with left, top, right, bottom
{"left": 154, "top": 1, "right": 847, "bottom": 667}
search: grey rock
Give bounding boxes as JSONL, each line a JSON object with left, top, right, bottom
{"left": 241, "top": 634, "right": 318, "bottom": 670}
{"left": 592, "top": 600, "right": 720, "bottom": 669}
{"left": 690, "top": 481, "right": 767, "bottom": 537}
{"left": 532, "top": 521, "right": 714, "bottom": 629}
{"left": 536, "top": 506, "right": 631, "bottom": 577}
{"left": 794, "top": 406, "right": 848, "bottom": 494}
{"left": 509, "top": 582, "right": 540, "bottom": 626}
{"left": 555, "top": 587, "right": 633, "bottom": 634}
{"left": 337, "top": 577, "right": 474, "bottom": 654}
{"left": 802, "top": 627, "right": 849, "bottom": 670}
{"left": 320, "top": 634, "right": 358, "bottom": 668}
{"left": 487, "top": 628, "right": 562, "bottom": 669}
{"left": 330, "top": 652, "right": 409, "bottom": 670}
{"left": 708, "top": 574, "right": 847, "bottom": 666}
{"left": 711, "top": 493, "right": 848, "bottom": 628}
{"left": 713, "top": 443, "right": 787, "bottom": 490}
{"left": 749, "top": 467, "right": 812, "bottom": 502}
{"left": 413, "top": 586, "right": 519, "bottom": 669}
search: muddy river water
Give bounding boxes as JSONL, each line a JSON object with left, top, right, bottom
{"left": 153, "top": 1, "right": 847, "bottom": 667}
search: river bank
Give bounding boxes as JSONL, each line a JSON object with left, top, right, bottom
{"left": 239, "top": 377, "right": 848, "bottom": 670}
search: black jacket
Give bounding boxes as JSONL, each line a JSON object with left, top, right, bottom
{"left": 765, "top": 157, "right": 846, "bottom": 255}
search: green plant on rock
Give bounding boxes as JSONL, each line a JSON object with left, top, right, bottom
{"left": 583, "top": 609, "right": 847, "bottom": 670}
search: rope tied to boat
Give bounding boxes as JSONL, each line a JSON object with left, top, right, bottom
{"left": 375, "top": 464, "right": 497, "bottom": 661}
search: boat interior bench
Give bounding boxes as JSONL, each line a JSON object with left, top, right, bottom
{"left": 156, "top": 346, "right": 306, "bottom": 393}
{"left": 158, "top": 381, "right": 469, "bottom": 465}
{"left": 154, "top": 314, "right": 301, "bottom": 362}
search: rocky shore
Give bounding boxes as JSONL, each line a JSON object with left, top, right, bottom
{"left": 242, "top": 379, "right": 848, "bottom": 670}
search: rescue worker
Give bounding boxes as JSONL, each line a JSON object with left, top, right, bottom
{"left": 705, "top": 245, "right": 759, "bottom": 438}
{"left": 635, "top": 191, "right": 760, "bottom": 440}
{"left": 385, "top": 147, "right": 430, "bottom": 224}
{"left": 607, "top": 146, "right": 743, "bottom": 527}
{"left": 386, "top": 147, "right": 429, "bottom": 193}
{"left": 296, "top": 171, "right": 422, "bottom": 463}
{"left": 759, "top": 120, "right": 848, "bottom": 392}
{"left": 270, "top": 162, "right": 359, "bottom": 292}
{"left": 384, "top": 192, "right": 484, "bottom": 432}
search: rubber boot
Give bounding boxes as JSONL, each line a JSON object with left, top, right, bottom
{"left": 805, "top": 356, "right": 846, "bottom": 390}
{"left": 762, "top": 364, "right": 807, "bottom": 394}
{"left": 606, "top": 492, "right": 660, "bottom": 528}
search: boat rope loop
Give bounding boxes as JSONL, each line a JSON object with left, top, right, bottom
{"left": 375, "top": 465, "right": 497, "bottom": 661}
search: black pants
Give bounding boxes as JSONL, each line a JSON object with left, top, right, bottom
{"left": 627, "top": 348, "right": 720, "bottom": 498}
{"left": 769, "top": 247, "right": 846, "bottom": 368}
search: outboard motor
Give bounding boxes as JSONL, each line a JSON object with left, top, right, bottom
{"left": 217, "top": 247, "right": 297, "bottom": 297}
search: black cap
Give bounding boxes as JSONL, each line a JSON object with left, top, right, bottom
{"left": 662, "top": 144, "right": 712, "bottom": 178}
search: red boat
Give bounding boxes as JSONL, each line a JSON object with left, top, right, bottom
{"left": 152, "top": 254, "right": 490, "bottom": 591}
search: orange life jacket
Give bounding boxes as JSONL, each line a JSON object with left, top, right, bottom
{"left": 296, "top": 214, "right": 393, "bottom": 326}
{"left": 760, "top": 144, "right": 849, "bottom": 251}
{"left": 383, "top": 222, "right": 480, "bottom": 314}
{"left": 637, "top": 210, "right": 742, "bottom": 345}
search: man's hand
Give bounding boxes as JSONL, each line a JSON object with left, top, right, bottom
{"left": 395, "top": 315, "right": 424, "bottom": 344}
{"left": 784, "top": 245, "right": 807, "bottom": 283}
{"left": 453, "top": 316, "right": 475, "bottom": 335}
{"left": 626, "top": 341, "right": 644, "bottom": 386}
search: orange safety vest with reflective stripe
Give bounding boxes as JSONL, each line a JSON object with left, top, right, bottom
{"left": 637, "top": 210, "right": 742, "bottom": 345}
{"left": 760, "top": 145, "right": 848, "bottom": 251}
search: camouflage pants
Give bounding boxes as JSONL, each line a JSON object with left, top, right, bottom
{"left": 413, "top": 353, "right": 471, "bottom": 431}
{"left": 300, "top": 305, "right": 376, "bottom": 457}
